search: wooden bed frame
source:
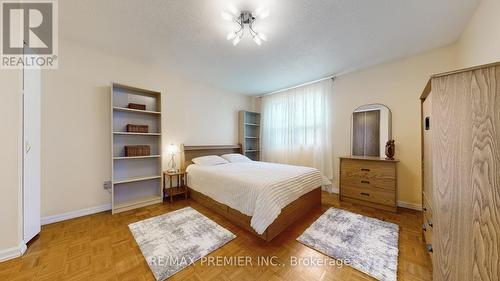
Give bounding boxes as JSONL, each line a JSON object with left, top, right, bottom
{"left": 181, "top": 144, "right": 322, "bottom": 241}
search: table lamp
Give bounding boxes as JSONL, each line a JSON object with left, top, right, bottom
{"left": 166, "top": 143, "right": 180, "bottom": 172}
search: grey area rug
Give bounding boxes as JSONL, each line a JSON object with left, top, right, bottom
{"left": 297, "top": 208, "right": 399, "bottom": 281}
{"left": 128, "top": 207, "right": 236, "bottom": 280}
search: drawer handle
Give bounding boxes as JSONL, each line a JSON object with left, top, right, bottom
{"left": 423, "top": 207, "right": 427, "bottom": 211}
{"left": 427, "top": 219, "right": 433, "bottom": 227}
{"left": 360, "top": 192, "right": 370, "bottom": 196}
{"left": 426, "top": 244, "right": 433, "bottom": 253}
{"left": 422, "top": 223, "right": 427, "bottom": 231}
{"left": 360, "top": 168, "right": 370, "bottom": 172}
{"left": 361, "top": 180, "right": 370, "bottom": 184}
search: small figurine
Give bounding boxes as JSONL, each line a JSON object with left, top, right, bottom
{"left": 385, "top": 140, "right": 395, "bottom": 160}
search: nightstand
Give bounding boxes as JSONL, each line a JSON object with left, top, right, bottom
{"left": 163, "top": 171, "right": 188, "bottom": 203}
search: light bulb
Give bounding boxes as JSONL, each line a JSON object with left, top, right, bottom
{"left": 227, "top": 32, "right": 237, "bottom": 41}
{"left": 255, "top": 8, "right": 269, "bottom": 19}
{"left": 221, "top": 11, "right": 233, "bottom": 21}
{"left": 253, "top": 36, "right": 262, "bottom": 46}
{"left": 257, "top": 33, "right": 267, "bottom": 41}
{"left": 226, "top": 5, "right": 238, "bottom": 16}
{"left": 232, "top": 36, "right": 241, "bottom": 46}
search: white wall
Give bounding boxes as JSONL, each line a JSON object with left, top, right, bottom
{"left": 41, "top": 39, "right": 252, "bottom": 217}
{"left": 456, "top": 0, "right": 500, "bottom": 67}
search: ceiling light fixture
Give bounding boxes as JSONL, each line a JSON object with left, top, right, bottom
{"left": 222, "top": 9, "right": 268, "bottom": 46}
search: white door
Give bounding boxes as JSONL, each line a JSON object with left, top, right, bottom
{"left": 23, "top": 56, "right": 41, "bottom": 242}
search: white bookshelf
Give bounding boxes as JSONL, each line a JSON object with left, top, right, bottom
{"left": 238, "top": 110, "right": 261, "bottom": 161}
{"left": 111, "top": 83, "right": 163, "bottom": 214}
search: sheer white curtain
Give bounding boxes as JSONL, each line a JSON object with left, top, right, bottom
{"left": 261, "top": 79, "right": 334, "bottom": 190}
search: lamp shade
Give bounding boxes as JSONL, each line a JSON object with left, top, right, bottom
{"left": 167, "top": 144, "right": 180, "bottom": 154}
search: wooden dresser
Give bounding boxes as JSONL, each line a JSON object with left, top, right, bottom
{"left": 339, "top": 156, "right": 398, "bottom": 212}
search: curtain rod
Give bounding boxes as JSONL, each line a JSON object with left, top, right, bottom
{"left": 258, "top": 75, "right": 336, "bottom": 97}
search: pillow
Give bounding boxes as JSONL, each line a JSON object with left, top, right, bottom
{"left": 221, "top": 153, "right": 253, "bottom": 163}
{"left": 191, "top": 155, "right": 229, "bottom": 166}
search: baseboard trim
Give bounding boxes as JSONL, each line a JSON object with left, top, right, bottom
{"left": 0, "top": 242, "right": 27, "bottom": 262}
{"left": 41, "top": 203, "right": 112, "bottom": 225}
{"left": 397, "top": 201, "right": 422, "bottom": 211}
{"left": 38, "top": 197, "right": 421, "bottom": 226}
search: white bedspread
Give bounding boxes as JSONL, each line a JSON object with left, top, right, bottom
{"left": 186, "top": 161, "right": 322, "bottom": 234}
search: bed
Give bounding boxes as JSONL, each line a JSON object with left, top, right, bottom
{"left": 181, "top": 144, "right": 322, "bottom": 241}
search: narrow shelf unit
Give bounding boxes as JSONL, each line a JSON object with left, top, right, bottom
{"left": 238, "top": 110, "right": 261, "bottom": 161}
{"left": 111, "top": 83, "right": 163, "bottom": 214}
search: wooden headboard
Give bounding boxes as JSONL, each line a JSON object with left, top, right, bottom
{"left": 181, "top": 144, "right": 242, "bottom": 170}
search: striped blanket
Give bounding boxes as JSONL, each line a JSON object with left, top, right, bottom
{"left": 186, "top": 161, "right": 322, "bottom": 234}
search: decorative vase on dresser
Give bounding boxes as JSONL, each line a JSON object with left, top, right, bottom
{"left": 339, "top": 156, "right": 399, "bottom": 212}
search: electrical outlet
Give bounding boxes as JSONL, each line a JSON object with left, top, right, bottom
{"left": 103, "top": 180, "right": 112, "bottom": 190}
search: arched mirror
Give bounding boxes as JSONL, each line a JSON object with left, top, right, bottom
{"left": 351, "top": 104, "right": 392, "bottom": 157}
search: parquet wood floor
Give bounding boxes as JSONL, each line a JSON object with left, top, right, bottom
{"left": 0, "top": 192, "right": 432, "bottom": 280}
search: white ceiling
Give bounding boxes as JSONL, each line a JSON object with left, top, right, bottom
{"left": 60, "top": 0, "right": 480, "bottom": 95}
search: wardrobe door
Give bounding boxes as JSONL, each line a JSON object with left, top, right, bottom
{"left": 432, "top": 66, "right": 500, "bottom": 281}
{"left": 468, "top": 66, "right": 500, "bottom": 281}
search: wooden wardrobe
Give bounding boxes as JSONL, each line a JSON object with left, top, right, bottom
{"left": 421, "top": 62, "right": 500, "bottom": 281}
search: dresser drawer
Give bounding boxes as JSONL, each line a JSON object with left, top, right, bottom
{"left": 341, "top": 185, "right": 396, "bottom": 207}
{"left": 341, "top": 176, "right": 396, "bottom": 191}
{"left": 341, "top": 159, "right": 396, "bottom": 178}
